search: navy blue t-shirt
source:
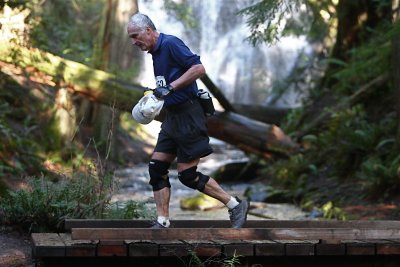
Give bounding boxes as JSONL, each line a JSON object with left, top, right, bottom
{"left": 150, "top": 33, "right": 201, "bottom": 107}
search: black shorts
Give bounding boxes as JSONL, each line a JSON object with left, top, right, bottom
{"left": 154, "top": 99, "right": 213, "bottom": 163}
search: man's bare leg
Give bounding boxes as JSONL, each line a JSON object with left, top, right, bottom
{"left": 177, "top": 158, "right": 249, "bottom": 228}
{"left": 151, "top": 152, "right": 175, "bottom": 226}
{"left": 153, "top": 187, "right": 171, "bottom": 218}
{"left": 202, "top": 178, "right": 231, "bottom": 204}
{"left": 177, "top": 159, "right": 231, "bottom": 204}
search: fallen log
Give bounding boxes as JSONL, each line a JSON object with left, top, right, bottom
{"left": 232, "top": 103, "right": 293, "bottom": 125}
{"left": 0, "top": 42, "right": 144, "bottom": 111}
{"left": 207, "top": 112, "right": 298, "bottom": 157}
{"left": 0, "top": 43, "right": 299, "bottom": 157}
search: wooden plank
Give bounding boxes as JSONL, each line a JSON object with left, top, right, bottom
{"left": 58, "top": 233, "right": 97, "bottom": 257}
{"left": 222, "top": 242, "right": 254, "bottom": 257}
{"left": 64, "top": 219, "right": 400, "bottom": 229}
{"left": 282, "top": 240, "right": 318, "bottom": 256}
{"left": 31, "top": 233, "right": 65, "bottom": 257}
{"left": 181, "top": 240, "right": 222, "bottom": 257}
{"left": 71, "top": 227, "right": 400, "bottom": 241}
{"left": 65, "top": 219, "right": 155, "bottom": 229}
{"left": 127, "top": 241, "right": 159, "bottom": 257}
{"left": 159, "top": 241, "right": 189, "bottom": 257}
{"left": 376, "top": 240, "right": 400, "bottom": 255}
{"left": 316, "top": 243, "right": 346, "bottom": 255}
{"left": 65, "top": 219, "right": 233, "bottom": 229}
{"left": 254, "top": 240, "right": 285, "bottom": 256}
{"left": 344, "top": 240, "right": 376, "bottom": 255}
{"left": 97, "top": 240, "right": 127, "bottom": 256}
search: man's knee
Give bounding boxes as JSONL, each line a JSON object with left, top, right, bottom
{"left": 178, "top": 166, "right": 210, "bottom": 192}
{"left": 149, "top": 160, "right": 171, "bottom": 191}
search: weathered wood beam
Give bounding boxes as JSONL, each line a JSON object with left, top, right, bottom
{"left": 71, "top": 227, "right": 400, "bottom": 241}
{"left": 64, "top": 219, "right": 400, "bottom": 230}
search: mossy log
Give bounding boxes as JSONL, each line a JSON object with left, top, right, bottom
{"left": 0, "top": 42, "right": 144, "bottom": 111}
{"left": 0, "top": 43, "right": 299, "bottom": 157}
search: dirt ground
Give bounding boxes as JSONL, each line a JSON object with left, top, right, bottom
{"left": 0, "top": 229, "right": 33, "bottom": 267}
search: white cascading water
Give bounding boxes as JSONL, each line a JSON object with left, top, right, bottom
{"left": 137, "top": 0, "right": 313, "bottom": 108}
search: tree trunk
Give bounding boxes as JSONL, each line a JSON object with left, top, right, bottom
{"left": 85, "top": 0, "right": 139, "bottom": 160}
{"left": 393, "top": 0, "right": 400, "bottom": 147}
{"left": 55, "top": 87, "right": 77, "bottom": 143}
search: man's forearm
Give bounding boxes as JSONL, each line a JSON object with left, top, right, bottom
{"left": 170, "top": 64, "right": 205, "bottom": 91}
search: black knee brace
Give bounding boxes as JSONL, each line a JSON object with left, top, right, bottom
{"left": 178, "top": 166, "right": 210, "bottom": 192}
{"left": 149, "top": 160, "right": 171, "bottom": 191}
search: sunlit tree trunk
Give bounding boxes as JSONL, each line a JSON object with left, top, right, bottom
{"left": 83, "top": 0, "right": 139, "bottom": 161}
{"left": 55, "top": 87, "right": 77, "bottom": 144}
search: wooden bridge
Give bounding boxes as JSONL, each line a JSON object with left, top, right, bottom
{"left": 32, "top": 219, "right": 400, "bottom": 267}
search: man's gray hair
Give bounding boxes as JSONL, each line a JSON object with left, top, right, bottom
{"left": 128, "top": 13, "right": 156, "bottom": 31}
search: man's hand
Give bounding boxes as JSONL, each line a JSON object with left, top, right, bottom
{"left": 153, "top": 85, "right": 174, "bottom": 100}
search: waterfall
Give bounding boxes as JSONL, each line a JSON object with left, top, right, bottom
{"left": 137, "top": 0, "right": 313, "bottom": 108}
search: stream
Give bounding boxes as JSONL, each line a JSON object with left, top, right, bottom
{"left": 111, "top": 123, "right": 309, "bottom": 221}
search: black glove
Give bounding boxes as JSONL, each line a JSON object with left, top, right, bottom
{"left": 153, "top": 85, "right": 174, "bottom": 100}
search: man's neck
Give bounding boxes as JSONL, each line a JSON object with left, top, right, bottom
{"left": 149, "top": 32, "right": 160, "bottom": 53}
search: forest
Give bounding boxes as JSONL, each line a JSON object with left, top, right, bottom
{"left": 0, "top": 0, "right": 400, "bottom": 234}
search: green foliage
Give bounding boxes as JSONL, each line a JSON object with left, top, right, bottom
{"left": 0, "top": 75, "right": 153, "bottom": 231}
{"left": 313, "top": 105, "right": 395, "bottom": 179}
{"left": 358, "top": 154, "right": 400, "bottom": 196}
{"left": 260, "top": 153, "right": 316, "bottom": 201}
{"left": 223, "top": 250, "right": 242, "bottom": 267}
{"left": 0, "top": 175, "right": 110, "bottom": 231}
{"left": 331, "top": 24, "right": 392, "bottom": 94}
{"left": 0, "top": 175, "right": 152, "bottom": 232}
{"left": 239, "top": 0, "right": 302, "bottom": 45}
{"left": 104, "top": 200, "right": 155, "bottom": 220}
{"left": 321, "top": 201, "right": 347, "bottom": 220}
{"left": 239, "top": 0, "right": 333, "bottom": 45}
{"left": 186, "top": 250, "right": 204, "bottom": 267}
{"left": 0, "top": 86, "right": 44, "bottom": 177}
{"left": 281, "top": 106, "right": 305, "bottom": 133}
{"left": 273, "top": 7, "right": 398, "bottom": 201}
{"left": 28, "top": 0, "right": 105, "bottom": 64}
